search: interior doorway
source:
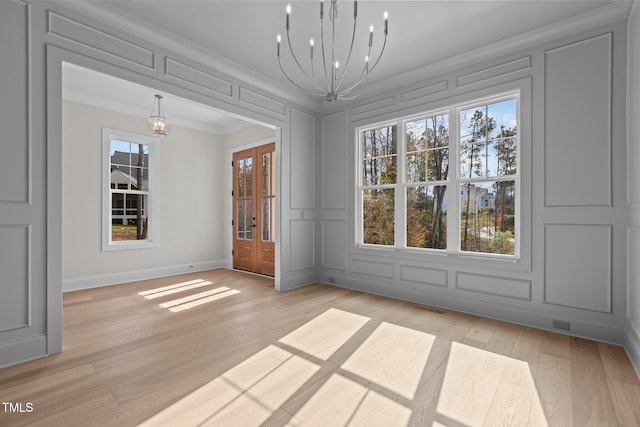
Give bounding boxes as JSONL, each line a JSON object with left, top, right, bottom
{"left": 232, "top": 142, "right": 276, "bottom": 276}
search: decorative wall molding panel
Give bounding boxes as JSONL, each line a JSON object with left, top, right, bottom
{"left": 456, "top": 272, "right": 532, "bottom": 301}
{"left": 290, "top": 220, "right": 316, "bottom": 271}
{"left": 321, "top": 220, "right": 346, "bottom": 271}
{"left": 0, "top": 1, "right": 49, "bottom": 367}
{"left": 290, "top": 108, "right": 316, "bottom": 210}
{"left": 239, "top": 86, "right": 286, "bottom": 117}
{"left": 164, "top": 57, "right": 233, "bottom": 98}
{"left": 351, "top": 259, "right": 393, "bottom": 278}
{"left": 321, "top": 111, "right": 347, "bottom": 210}
{"left": 47, "top": 11, "right": 155, "bottom": 69}
{"left": 456, "top": 56, "right": 531, "bottom": 88}
{"left": 400, "top": 80, "right": 448, "bottom": 104}
{"left": 400, "top": 264, "right": 448, "bottom": 289}
{"left": 351, "top": 96, "right": 395, "bottom": 119}
{"left": 1, "top": 0, "right": 29, "bottom": 203}
{"left": 544, "top": 224, "right": 612, "bottom": 313}
{"left": 0, "top": 225, "right": 30, "bottom": 333}
{"left": 544, "top": 33, "right": 612, "bottom": 207}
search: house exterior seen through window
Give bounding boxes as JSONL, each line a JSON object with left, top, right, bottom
{"left": 102, "top": 128, "right": 159, "bottom": 251}
{"left": 358, "top": 92, "right": 519, "bottom": 257}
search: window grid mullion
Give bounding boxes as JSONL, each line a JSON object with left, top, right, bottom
{"left": 448, "top": 107, "right": 461, "bottom": 253}
{"left": 397, "top": 119, "right": 406, "bottom": 249}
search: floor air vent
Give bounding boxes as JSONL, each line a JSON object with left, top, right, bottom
{"left": 418, "top": 305, "right": 447, "bottom": 315}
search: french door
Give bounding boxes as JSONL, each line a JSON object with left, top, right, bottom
{"left": 233, "top": 143, "right": 276, "bottom": 276}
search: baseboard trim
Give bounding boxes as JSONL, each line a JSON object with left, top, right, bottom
{"left": 320, "top": 273, "right": 626, "bottom": 345}
{"left": 62, "top": 260, "right": 229, "bottom": 292}
{"left": 0, "top": 335, "right": 47, "bottom": 369}
{"left": 625, "top": 320, "right": 640, "bottom": 379}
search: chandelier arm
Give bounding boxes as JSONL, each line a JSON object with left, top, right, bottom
{"left": 365, "top": 34, "right": 387, "bottom": 74}
{"left": 278, "top": 57, "right": 326, "bottom": 96}
{"left": 338, "top": 35, "right": 387, "bottom": 97}
{"left": 320, "top": 15, "right": 331, "bottom": 93}
{"left": 310, "top": 57, "right": 326, "bottom": 93}
{"left": 337, "top": 45, "right": 372, "bottom": 97}
{"left": 338, "top": 62, "right": 369, "bottom": 97}
{"left": 334, "top": 14, "right": 359, "bottom": 94}
{"left": 286, "top": 28, "right": 312, "bottom": 81}
{"left": 330, "top": 13, "right": 336, "bottom": 94}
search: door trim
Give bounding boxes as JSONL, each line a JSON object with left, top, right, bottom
{"left": 229, "top": 138, "right": 279, "bottom": 280}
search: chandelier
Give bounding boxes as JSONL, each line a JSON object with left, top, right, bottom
{"left": 276, "top": 0, "right": 388, "bottom": 102}
{"left": 147, "top": 94, "right": 170, "bottom": 136}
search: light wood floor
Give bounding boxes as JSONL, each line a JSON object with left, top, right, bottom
{"left": 1, "top": 269, "right": 639, "bottom": 426}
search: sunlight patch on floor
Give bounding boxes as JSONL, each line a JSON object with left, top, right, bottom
{"left": 140, "top": 307, "right": 548, "bottom": 426}
{"left": 278, "top": 308, "right": 370, "bottom": 360}
{"left": 436, "top": 342, "right": 548, "bottom": 427}
{"left": 291, "top": 374, "right": 412, "bottom": 426}
{"left": 168, "top": 289, "right": 241, "bottom": 313}
{"left": 159, "top": 287, "right": 231, "bottom": 308}
{"left": 341, "top": 322, "right": 435, "bottom": 400}
{"left": 138, "top": 279, "right": 214, "bottom": 299}
{"left": 139, "top": 345, "right": 319, "bottom": 427}
{"left": 138, "top": 279, "right": 241, "bottom": 312}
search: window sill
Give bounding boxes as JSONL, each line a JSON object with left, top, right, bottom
{"left": 102, "top": 240, "right": 159, "bottom": 252}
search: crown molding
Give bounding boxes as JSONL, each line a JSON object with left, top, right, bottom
{"left": 50, "top": 1, "right": 630, "bottom": 116}
{"left": 48, "top": 0, "right": 322, "bottom": 113}
{"left": 318, "top": 1, "right": 632, "bottom": 115}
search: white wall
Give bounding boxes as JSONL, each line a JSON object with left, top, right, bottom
{"left": 62, "top": 100, "right": 227, "bottom": 290}
{"left": 319, "top": 21, "right": 628, "bottom": 345}
{"left": 627, "top": 0, "right": 640, "bottom": 375}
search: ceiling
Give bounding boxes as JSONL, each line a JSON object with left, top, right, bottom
{"left": 62, "top": 0, "right": 632, "bottom": 131}
{"left": 62, "top": 62, "right": 258, "bottom": 135}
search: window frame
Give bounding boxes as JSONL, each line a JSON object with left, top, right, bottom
{"left": 356, "top": 90, "right": 522, "bottom": 261}
{"left": 102, "top": 128, "right": 160, "bottom": 251}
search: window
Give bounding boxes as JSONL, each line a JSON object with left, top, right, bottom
{"left": 405, "top": 114, "right": 449, "bottom": 250}
{"left": 459, "top": 99, "right": 518, "bottom": 255}
{"left": 358, "top": 92, "right": 519, "bottom": 258}
{"left": 102, "top": 128, "right": 159, "bottom": 251}
{"left": 361, "top": 125, "right": 397, "bottom": 245}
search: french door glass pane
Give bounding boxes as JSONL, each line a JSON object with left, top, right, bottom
{"left": 244, "top": 199, "right": 253, "bottom": 240}
{"left": 262, "top": 152, "right": 272, "bottom": 196}
{"left": 237, "top": 200, "right": 245, "bottom": 240}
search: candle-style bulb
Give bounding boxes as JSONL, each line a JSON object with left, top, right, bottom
{"left": 383, "top": 11, "right": 388, "bottom": 35}
{"left": 320, "top": 0, "right": 324, "bottom": 18}
{"left": 286, "top": 4, "right": 291, "bottom": 30}
{"left": 369, "top": 25, "right": 374, "bottom": 47}
{"left": 310, "top": 38, "right": 314, "bottom": 58}
{"left": 354, "top": 0, "right": 358, "bottom": 17}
